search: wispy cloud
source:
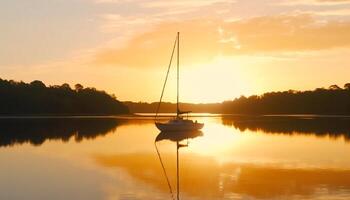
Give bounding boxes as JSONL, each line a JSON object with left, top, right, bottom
{"left": 278, "top": 0, "right": 350, "bottom": 5}
{"left": 141, "top": 0, "right": 230, "bottom": 8}
{"left": 317, "top": 0, "right": 350, "bottom": 3}
{"left": 92, "top": 14, "right": 350, "bottom": 68}
{"left": 306, "top": 8, "right": 350, "bottom": 16}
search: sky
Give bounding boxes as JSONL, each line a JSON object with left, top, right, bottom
{"left": 1, "top": 0, "right": 350, "bottom": 103}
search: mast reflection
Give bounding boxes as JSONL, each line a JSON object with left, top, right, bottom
{"left": 155, "top": 130, "right": 203, "bottom": 200}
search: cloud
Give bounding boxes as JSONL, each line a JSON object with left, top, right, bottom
{"left": 228, "top": 14, "right": 350, "bottom": 52}
{"left": 275, "top": 0, "right": 350, "bottom": 17}
{"left": 317, "top": 0, "right": 350, "bottom": 2}
{"left": 306, "top": 8, "right": 350, "bottom": 16}
{"left": 279, "top": 0, "right": 350, "bottom": 5}
{"left": 92, "top": 14, "right": 350, "bottom": 68}
{"left": 93, "top": 19, "right": 224, "bottom": 68}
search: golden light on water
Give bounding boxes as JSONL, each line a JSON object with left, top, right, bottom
{"left": 1, "top": 117, "right": 350, "bottom": 199}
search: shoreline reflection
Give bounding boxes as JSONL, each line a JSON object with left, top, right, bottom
{"left": 0, "top": 118, "right": 122, "bottom": 147}
{"left": 222, "top": 116, "right": 350, "bottom": 141}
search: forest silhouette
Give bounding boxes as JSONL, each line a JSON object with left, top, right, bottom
{"left": 127, "top": 83, "right": 350, "bottom": 115}
{"left": 124, "top": 101, "right": 221, "bottom": 113}
{"left": 1, "top": 78, "right": 350, "bottom": 115}
{"left": 222, "top": 83, "right": 350, "bottom": 115}
{"left": 0, "top": 78, "right": 129, "bottom": 115}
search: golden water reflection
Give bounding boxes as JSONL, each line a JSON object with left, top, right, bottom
{"left": 96, "top": 153, "right": 350, "bottom": 199}
{"left": 1, "top": 116, "right": 350, "bottom": 200}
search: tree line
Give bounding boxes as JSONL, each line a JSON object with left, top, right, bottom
{"left": 126, "top": 83, "right": 350, "bottom": 115}
{"left": 124, "top": 101, "right": 221, "bottom": 113}
{"left": 2, "top": 77, "right": 350, "bottom": 115}
{"left": 0, "top": 78, "right": 129, "bottom": 115}
{"left": 222, "top": 83, "right": 350, "bottom": 115}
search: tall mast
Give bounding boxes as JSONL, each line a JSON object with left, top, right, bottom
{"left": 176, "top": 141, "right": 180, "bottom": 200}
{"left": 177, "top": 32, "right": 180, "bottom": 117}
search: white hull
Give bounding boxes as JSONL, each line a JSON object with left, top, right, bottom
{"left": 155, "top": 120, "right": 204, "bottom": 132}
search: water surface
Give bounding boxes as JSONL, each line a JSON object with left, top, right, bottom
{"left": 1, "top": 115, "right": 350, "bottom": 200}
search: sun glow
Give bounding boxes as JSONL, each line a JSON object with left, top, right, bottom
{"left": 181, "top": 56, "right": 259, "bottom": 103}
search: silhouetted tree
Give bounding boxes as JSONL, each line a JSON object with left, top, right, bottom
{"left": 60, "top": 83, "right": 71, "bottom": 90}
{"left": 30, "top": 80, "right": 46, "bottom": 88}
{"left": 329, "top": 84, "right": 341, "bottom": 90}
{"left": 75, "top": 83, "right": 84, "bottom": 91}
{"left": 344, "top": 83, "right": 350, "bottom": 90}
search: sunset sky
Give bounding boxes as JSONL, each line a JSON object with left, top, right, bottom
{"left": 1, "top": 0, "right": 350, "bottom": 103}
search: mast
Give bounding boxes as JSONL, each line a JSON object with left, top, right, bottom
{"left": 177, "top": 32, "right": 180, "bottom": 118}
{"left": 155, "top": 35, "right": 177, "bottom": 120}
{"left": 176, "top": 141, "right": 180, "bottom": 200}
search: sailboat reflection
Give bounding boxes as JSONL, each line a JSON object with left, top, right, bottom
{"left": 155, "top": 130, "right": 203, "bottom": 200}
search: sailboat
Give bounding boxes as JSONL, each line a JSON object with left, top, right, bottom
{"left": 155, "top": 32, "right": 204, "bottom": 132}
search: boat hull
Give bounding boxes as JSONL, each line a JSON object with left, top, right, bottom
{"left": 155, "top": 130, "right": 203, "bottom": 142}
{"left": 155, "top": 122, "right": 204, "bottom": 132}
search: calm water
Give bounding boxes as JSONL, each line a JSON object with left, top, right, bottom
{"left": 1, "top": 115, "right": 350, "bottom": 200}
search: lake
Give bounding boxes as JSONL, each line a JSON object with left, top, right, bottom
{"left": 1, "top": 115, "right": 350, "bottom": 200}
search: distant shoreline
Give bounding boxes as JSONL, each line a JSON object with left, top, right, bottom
{"left": 2, "top": 78, "right": 350, "bottom": 116}
{"left": 1, "top": 113, "right": 350, "bottom": 119}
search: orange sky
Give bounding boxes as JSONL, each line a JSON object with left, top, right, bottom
{"left": 1, "top": 0, "right": 350, "bottom": 103}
